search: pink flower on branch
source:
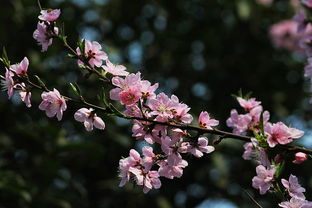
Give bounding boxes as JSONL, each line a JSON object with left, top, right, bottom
{"left": 76, "top": 39, "right": 108, "bottom": 67}
{"left": 110, "top": 72, "right": 142, "bottom": 106}
{"left": 279, "top": 197, "right": 312, "bottom": 208}
{"left": 281, "top": 174, "right": 306, "bottom": 200}
{"left": 38, "top": 9, "right": 61, "bottom": 22}
{"left": 39, "top": 89, "right": 67, "bottom": 121}
{"left": 237, "top": 97, "right": 261, "bottom": 111}
{"left": 33, "top": 22, "right": 59, "bottom": 52}
{"left": 10, "top": 57, "right": 29, "bottom": 76}
{"left": 102, "top": 59, "right": 129, "bottom": 76}
{"left": 18, "top": 83, "right": 32, "bottom": 108}
{"left": 179, "top": 137, "right": 215, "bottom": 158}
{"left": 265, "top": 122, "right": 304, "bottom": 147}
{"left": 252, "top": 165, "right": 275, "bottom": 195}
{"left": 198, "top": 111, "right": 219, "bottom": 129}
{"left": 74, "top": 108, "right": 105, "bottom": 131}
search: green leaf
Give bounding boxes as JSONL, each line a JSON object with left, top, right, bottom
{"left": 69, "top": 83, "right": 81, "bottom": 96}
{"left": 109, "top": 104, "right": 124, "bottom": 117}
{"left": 34, "top": 75, "right": 48, "bottom": 90}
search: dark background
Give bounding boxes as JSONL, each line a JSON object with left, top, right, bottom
{"left": 0, "top": 0, "right": 311, "bottom": 207}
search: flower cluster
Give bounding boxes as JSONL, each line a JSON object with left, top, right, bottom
{"left": 110, "top": 72, "right": 217, "bottom": 192}
{"left": 1, "top": 57, "right": 32, "bottom": 107}
{"left": 33, "top": 9, "right": 61, "bottom": 52}
{"left": 1, "top": 4, "right": 311, "bottom": 206}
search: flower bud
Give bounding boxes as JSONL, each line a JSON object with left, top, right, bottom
{"left": 293, "top": 152, "right": 307, "bottom": 164}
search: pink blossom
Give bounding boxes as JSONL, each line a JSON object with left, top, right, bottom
{"left": 161, "top": 136, "right": 182, "bottom": 166}
{"left": 33, "top": 22, "right": 59, "bottom": 52}
{"left": 74, "top": 108, "right": 105, "bottom": 131}
{"left": 132, "top": 121, "right": 156, "bottom": 144}
{"left": 294, "top": 8, "right": 308, "bottom": 33}
{"left": 102, "top": 59, "right": 128, "bottom": 76}
{"left": 158, "top": 159, "right": 188, "bottom": 179}
{"left": 302, "top": 0, "right": 312, "bottom": 8}
{"left": 38, "top": 88, "right": 67, "bottom": 121}
{"left": 124, "top": 105, "right": 143, "bottom": 117}
{"left": 1, "top": 69, "right": 15, "bottom": 99}
{"left": 252, "top": 165, "right": 276, "bottom": 195}
{"left": 226, "top": 109, "right": 252, "bottom": 135}
{"left": 249, "top": 106, "right": 270, "bottom": 127}
{"left": 119, "top": 88, "right": 142, "bottom": 106}
{"left": 198, "top": 111, "right": 219, "bottom": 129}
{"left": 142, "top": 146, "right": 156, "bottom": 172}
{"left": 76, "top": 40, "right": 107, "bottom": 67}
{"left": 242, "top": 142, "right": 255, "bottom": 160}
{"left": 129, "top": 168, "right": 161, "bottom": 193}
{"left": 110, "top": 72, "right": 142, "bottom": 106}
{"left": 180, "top": 137, "right": 215, "bottom": 158}
{"left": 282, "top": 175, "right": 306, "bottom": 199}
{"left": 141, "top": 80, "right": 158, "bottom": 99}
{"left": 118, "top": 149, "right": 142, "bottom": 187}
{"left": 265, "top": 122, "right": 304, "bottom": 147}
{"left": 38, "top": 9, "right": 61, "bottom": 22}
{"left": 237, "top": 97, "right": 261, "bottom": 111}
{"left": 293, "top": 152, "right": 308, "bottom": 164}
{"left": 169, "top": 95, "right": 193, "bottom": 123}
{"left": 18, "top": 83, "right": 31, "bottom": 108}
{"left": 270, "top": 20, "right": 312, "bottom": 53}
{"left": 10, "top": 57, "right": 29, "bottom": 76}
{"left": 279, "top": 197, "right": 312, "bottom": 208}
{"left": 148, "top": 93, "right": 176, "bottom": 119}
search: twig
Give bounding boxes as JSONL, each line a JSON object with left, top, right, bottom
{"left": 243, "top": 189, "right": 264, "bottom": 208}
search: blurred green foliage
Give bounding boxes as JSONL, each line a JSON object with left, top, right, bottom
{"left": 0, "top": 0, "right": 312, "bottom": 207}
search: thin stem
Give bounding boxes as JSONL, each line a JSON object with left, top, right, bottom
{"left": 37, "top": 0, "right": 42, "bottom": 11}
{"left": 243, "top": 189, "right": 264, "bottom": 208}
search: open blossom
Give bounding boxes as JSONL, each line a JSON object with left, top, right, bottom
{"left": 226, "top": 109, "right": 252, "bottom": 135}
{"left": 76, "top": 39, "right": 107, "bottom": 67}
{"left": 118, "top": 149, "right": 142, "bottom": 187}
{"left": 180, "top": 137, "right": 215, "bottom": 158}
{"left": 252, "top": 165, "right": 276, "bottom": 195}
{"left": 18, "top": 83, "right": 31, "bottom": 108}
{"left": 74, "top": 108, "right": 105, "bottom": 131}
{"left": 33, "top": 22, "right": 59, "bottom": 52}
{"left": 102, "top": 59, "right": 128, "bottom": 76}
{"left": 237, "top": 97, "right": 261, "bottom": 111}
{"left": 1, "top": 69, "right": 15, "bottom": 99}
{"left": 282, "top": 175, "right": 306, "bottom": 199}
{"left": 10, "top": 57, "right": 29, "bottom": 76}
{"left": 110, "top": 72, "right": 142, "bottom": 106}
{"left": 148, "top": 93, "right": 176, "bottom": 119}
{"left": 39, "top": 89, "right": 67, "bottom": 121}
{"left": 158, "top": 159, "right": 188, "bottom": 179}
{"left": 38, "top": 9, "right": 61, "bottom": 22}
{"left": 141, "top": 80, "right": 158, "bottom": 99}
{"left": 129, "top": 168, "right": 161, "bottom": 193}
{"left": 169, "top": 95, "right": 193, "bottom": 123}
{"left": 265, "top": 122, "right": 304, "bottom": 147}
{"left": 198, "top": 111, "right": 219, "bottom": 129}
{"left": 279, "top": 197, "right": 312, "bottom": 208}
{"left": 293, "top": 152, "right": 308, "bottom": 164}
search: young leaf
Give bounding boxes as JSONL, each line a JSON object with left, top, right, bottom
{"left": 34, "top": 75, "right": 48, "bottom": 90}
{"left": 69, "top": 83, "right": 81, "bottom": 96}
